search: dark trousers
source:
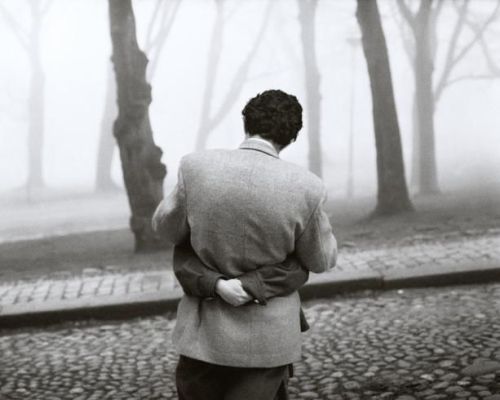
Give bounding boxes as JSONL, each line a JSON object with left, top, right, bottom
{"left": 176, "top": 356, "right": 290, "bottom": 400}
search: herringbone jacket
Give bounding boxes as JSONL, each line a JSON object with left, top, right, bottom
{"left": 153, "top": 138, "right": 337, "bottom": 367}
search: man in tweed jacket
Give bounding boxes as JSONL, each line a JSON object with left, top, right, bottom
{"left": 153, "top": 90, "right": 337, "bottom": 400}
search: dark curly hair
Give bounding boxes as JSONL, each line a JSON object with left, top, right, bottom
{"left": 242, "top": 89, "right": 303, "bottom": 147}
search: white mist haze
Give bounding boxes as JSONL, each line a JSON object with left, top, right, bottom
{"left": 0, "top": 0, "right": 499, "bottom": 200}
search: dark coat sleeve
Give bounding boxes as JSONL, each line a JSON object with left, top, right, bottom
{"left": 173, "top": 240, "right": 310, "bottom": 331}
{"left": 238, "top": 257, "right": 309, "bottom": 305}
{"left": 173, "top": 240, "right": 226, "bottom": 298}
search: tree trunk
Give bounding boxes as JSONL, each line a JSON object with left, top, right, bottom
{"left": 298, "top": 0, "right": 322, "bottom": 177}
{"left": 356, "top": 0, "right": 413, "bottom": 215}
{"left": 410, "top": 94, "right": 420, "bottom": 191}
{"left": 195, "top": 0, "right": 225, "bottom": 151}
{"left": 346, "top": 37, "right": 360, "bottom": 197}
{"left": 95, "top": 62, "right": 118, "bottom": 192}
{"left": 108, "top": 0, "right": 167, "bottom": 252}
{"left": 414, "top": 6, "right": 440, "bottom": 194}
{"left": 26, "top": 6, "right": 44, "bottom": 197}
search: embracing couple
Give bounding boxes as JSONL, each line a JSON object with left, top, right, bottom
{"left": 153, "top": 89, "right": 337, "bottom": 400}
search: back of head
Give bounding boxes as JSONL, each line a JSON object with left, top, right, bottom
{"left": 242, "top": 89, "right": 303, "bottom": 148}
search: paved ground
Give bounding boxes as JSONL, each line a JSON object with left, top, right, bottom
{"left": 0, "top": 193, "right": 129, "bottom": 244}
{"left": 2, "top": 283, "right": 500, "bottom": 400}
{"left": 1, "top": 233, "right": 499, "bottom": 320}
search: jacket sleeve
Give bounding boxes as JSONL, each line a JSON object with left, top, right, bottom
{"left": 174, "top": 240, "right": 309, "bottom": 303}
{"left": 238, "top": 256, "right": 309, "bottom": 305}
{"left": 173, "top": 240, "right": 226, "bottom": 298}
{"left": 152, "top": 166, "right": 190, "bottom": 245}
{"left": 295, "top": 188, "right": 337, "bottom": 274}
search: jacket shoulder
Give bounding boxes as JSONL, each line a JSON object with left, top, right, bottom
{"left": 280, "top": 160, "right": 326, "bottom": 201}
{"left": 179, "top": 149, "right": 230, "bottom": 171}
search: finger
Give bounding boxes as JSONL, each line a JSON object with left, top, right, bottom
{"left": 237, "top": 290, "right": 251, "bottom": 299}
{"left": 234, "top": 289, "right": 248, "bottom": 298}
{"left": 243, "top": 294, "right": 253, "bottom": 302}
{"left": 232, "top": 279, "right": 244, "bottom": 288}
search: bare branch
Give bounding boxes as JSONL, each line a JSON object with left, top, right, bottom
{"left": 436, "top": 0, "right": 500, "bottom": 100}
{"left": 390, "top": 0, "right": 415, "bottom": 68}
{"left": 0, "top": 3, "right": 29, "bottom": 51}
{"left": 153, "top": 0, "right": 180, "bottom": 48}
{"left": 269, "top": 0, "right": 303, "bottom": 67}
{"left": 445, "top": 73, "right": 498, "bottom": 88}
{"left": 429, "top": 0, "right": 445, "bottom": 60}
{"left": 463, "top": 12, "right": 500, "bottom": 75}
{"left": 450, "top": 1, "right": 499, "bottom": 67}
{"left": 415, "top": 0, "right": 431, "bottom": 21}
{"left": 434, "top": 0, "right": 470, "bottom": 101}
{"left": 194, "top": 0, "right": 225, "bottom": 150}
{"left": 209, "top": 0, "right": 274, "bottom": 130}
{"left": 147, "top": 0, "right": 182, "bottom": 78}
{"left": 395, "top": 0, "right": 417, "bottom": 31}
{"left": 478, "top": 36, "right": 500, "bottom": 76}
{"left": 431, "top": 0, "right": 445, "bottom": 21}
{"left": 144, "top": 0, "right": 164, "bottom": 50}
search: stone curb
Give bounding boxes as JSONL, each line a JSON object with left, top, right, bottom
{"left": 381, "top": 260, "right": 500, "bottom": 289}
{"left": 299, "top": 269, "right": 383, "bottom": 300}
{"left": 1, "top": 261, "right": 499, "bottom": 329}
{"left": 0, "top": 289, "right": 183, "bottom": 329}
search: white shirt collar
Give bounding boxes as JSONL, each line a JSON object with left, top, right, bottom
{"left": 246, "top": 137, "right": 276, "bottom": 151}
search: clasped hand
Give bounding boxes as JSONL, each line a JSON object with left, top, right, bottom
{"left": 215, "top": 279, "right": 253, "bottom": 307}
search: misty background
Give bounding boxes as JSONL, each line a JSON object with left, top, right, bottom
{"left": 0, "top": 0, "right": 499, "bottom": 242}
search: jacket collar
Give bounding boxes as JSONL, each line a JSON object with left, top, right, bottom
{"left": 238, "top": 138, "right": 279, "bottom": 159}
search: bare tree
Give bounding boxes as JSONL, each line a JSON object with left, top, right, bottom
{"left": 108, "top": 0, "right": 167, "bottom": 252}
{"left": 346, "top": 36, "right": 361, "bottom": 198}
{"left": 144, "top": 0, "right": 181, "bottom": 80}
{"left": 194, "top": 0, "right": 225, "bottom": 151}
{"left": 443, "top": 3, "right": 500, "bottom": 85}
{"left": 96, "top": 0, "right": 181, "bottom": 192}
{"left": 298, "top": 0, "right": 322, "bottom": 177}
{"left": 0, "top": 0, "right": 52, "bottom": 198}
{"left": 396, "top": 0, "right": 441, "bottom": 194}
{"left": 395, "top": 0, "right": 499, "bottom": 195}
{"left": 95, "top": 63, "right": 118, "bottom": 191}
{"left": 433, "top": 2, "right": 499, "bottom": 100}
{"left": 356, "top": 0, "right": 413, "bottom": 215}
{"left": 195, "top": 0, "right": 273, "bottom": 151}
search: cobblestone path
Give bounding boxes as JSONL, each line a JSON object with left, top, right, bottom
{"left": 2, "top": 284, "right": 500, "bottom": 400}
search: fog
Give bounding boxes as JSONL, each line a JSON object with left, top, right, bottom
{"left": 1, "top": 0, "right": 499, "bottom": 202}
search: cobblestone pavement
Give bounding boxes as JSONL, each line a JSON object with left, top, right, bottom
{"left": 1, "top": 234, "right": 499, "bottom": 315}
{"left": 2, "top": 283, "right": 500, "bottom": 400}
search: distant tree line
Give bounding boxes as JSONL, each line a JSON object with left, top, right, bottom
{"left": 104, "top": 0, "right": 500, "bottom": 250}
{"left": 1, "top": 0, "right": 498, "bottom": 251}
